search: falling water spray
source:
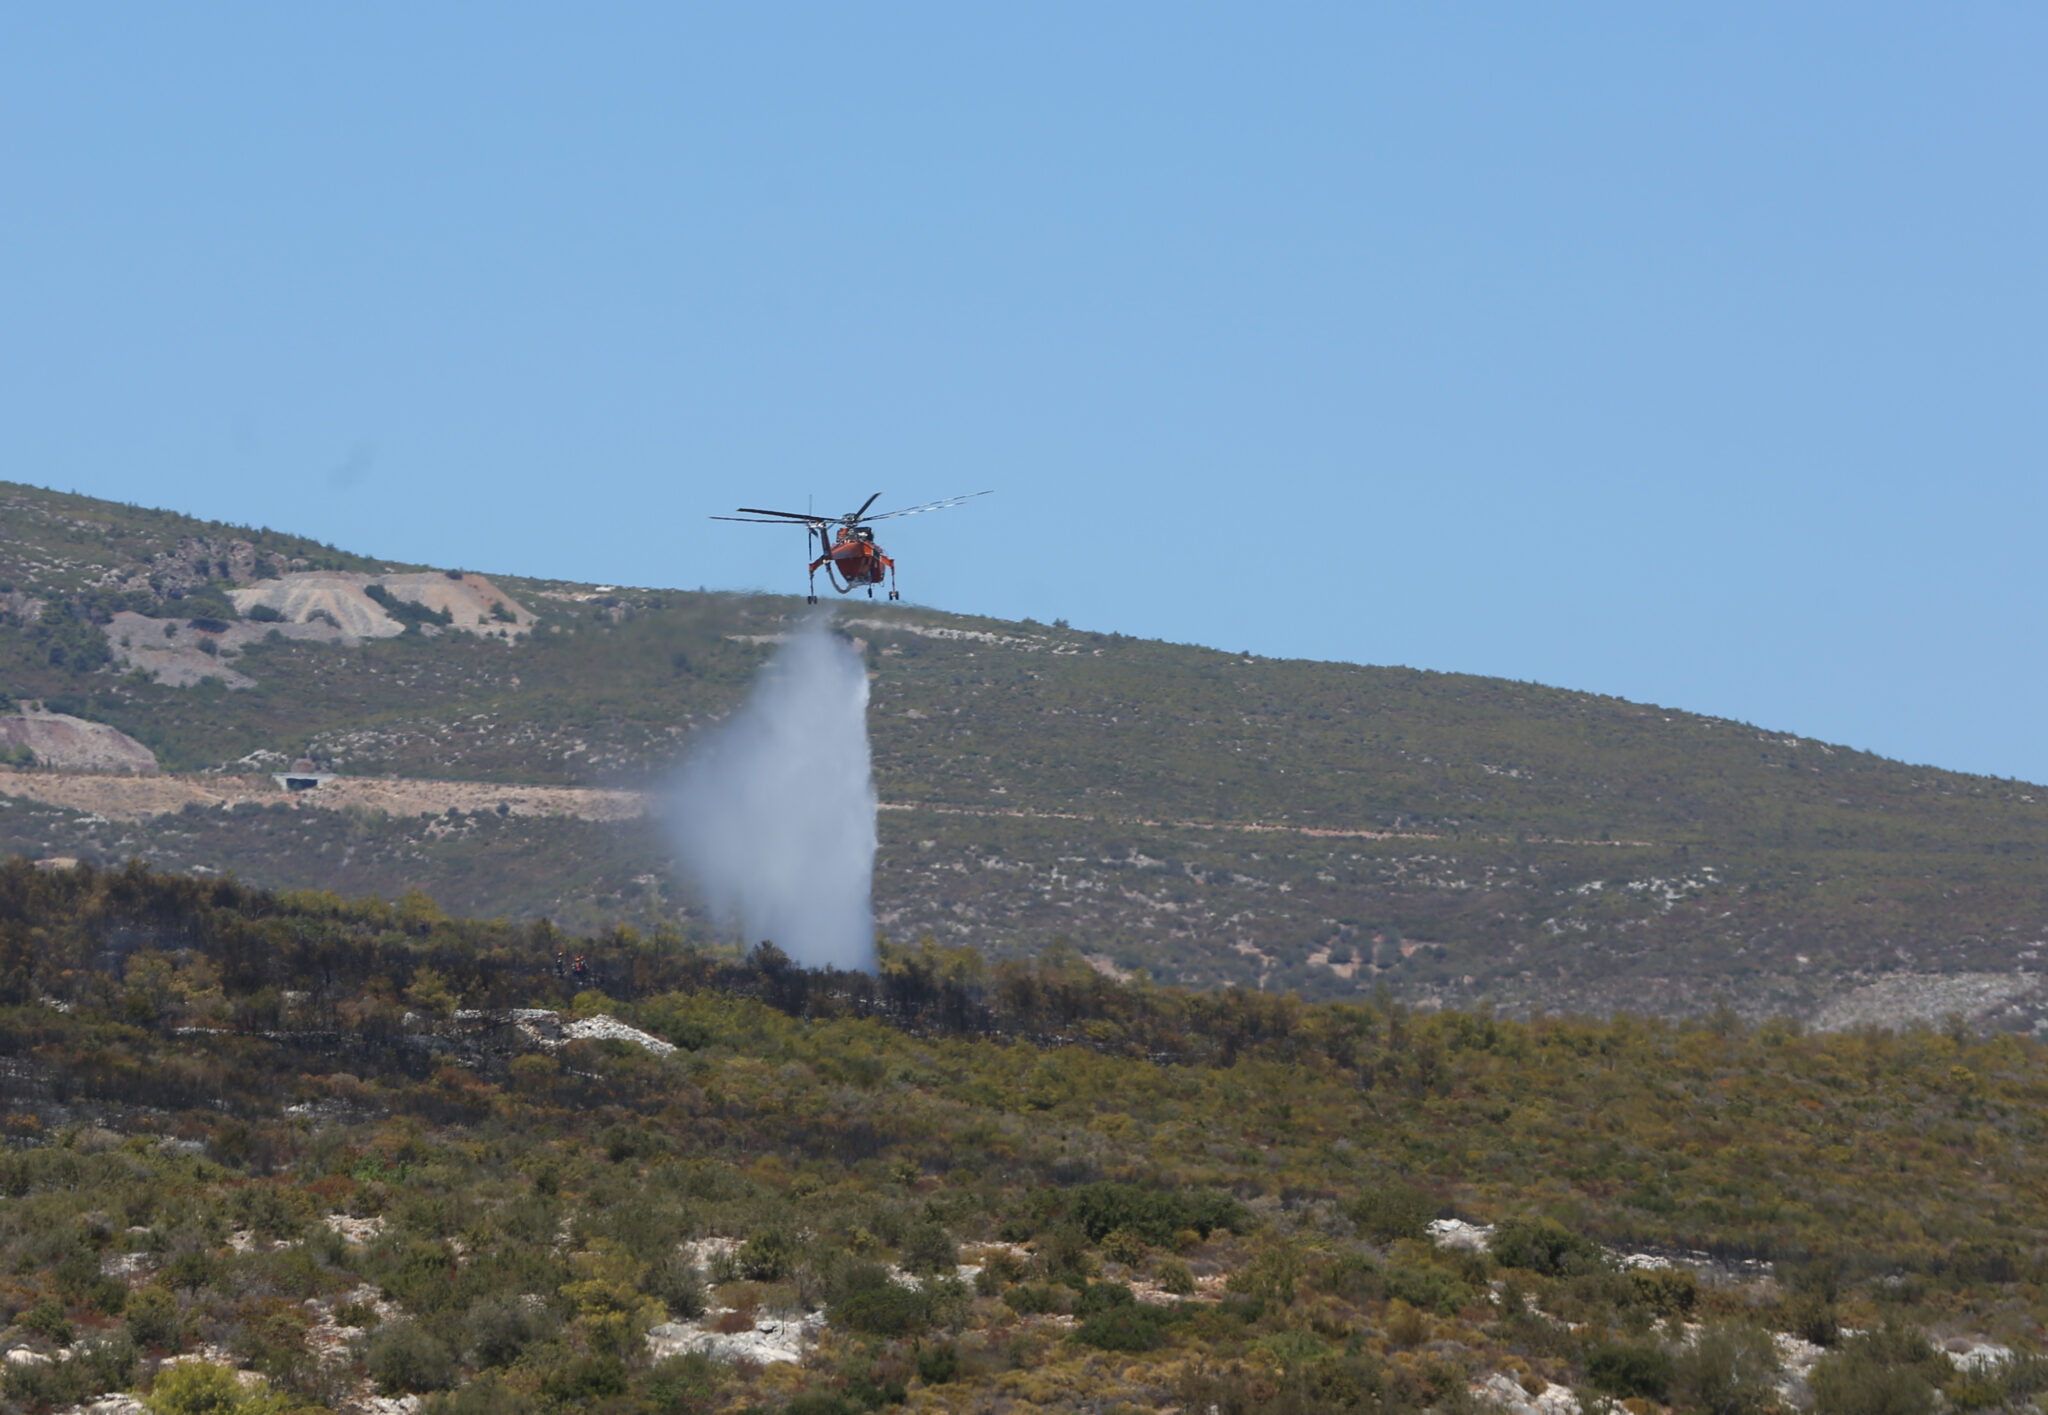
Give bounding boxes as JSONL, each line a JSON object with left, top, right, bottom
{"left": 665, "top": 611, "right": 877, "bottom": 971}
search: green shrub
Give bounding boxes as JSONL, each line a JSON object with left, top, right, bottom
{"left": 1549, "top": 1268, "right": 1638, "bottom": 1325}
{"left": 645, "top": 1250, "right": 709, "bottom": 1319}
{"left": 30, "top": 598, "right": 114, "bottom": 671}
{"left": 1673, "top": 1324, "right": 1781, "bottom": 1415}
{"left": 1628, "top": 1265, "right": 1699, "bottom": 1316}
{"left": 916, "top": 1342, "right": 961, "bottom": 1384}
{"left": 144, "top": 1361, "right": 241, "bottom": 1415}
{"left": 5, "top": 1333, "right": 133, "bottom": 1411}
{"left": 365, "top": 1319, "right": 458, "bottom": 1394}
{"left": 1227, "top": 1243, "right": 1305, "bottom": 1306}
{"left": 972, "top": 1248, "right": 1025, "bottom": 1296}
{"left": 371, "top": 1238, "right": 460, "bottom": 1315}
{"left": 126, "top": 1283, "right": 181, "bottom": 1348}
{"left": 783, "top": 1393, "right": 866, "bottom": 1415}
{"left": 144, "top": 1359, "right": 287, "bottom": 1415}
{"left": 538, "top": 1353, "right": 629, "bottom": 1404}
{"left": 1383, "top": 1262, "right": 1470, "bottom": 1315}
{"left": 1031, "top": 1222, "right": 1095, "bottom": 1281}
{"left": 364, "top": 583, "right": 452, "bottom": 628}
{"left": 837, "top": 1365, "right": 910, "bottom": 1409}
{"left": 832, "top": 1267, "right": 931, "bottom": 1336}
{"left": 1003, "top": 1282, "right": 1066, "bottom": 1315}
{"left": 1077, "top": 1280, "right": 1137, "bottom": 1315}
{"left": 1785, "top": 1259, "right": 1842, "bottom": 1346}
{"left": 1101, "top": 1226, "right": 1149, "bottom": 1267}
{"left": 1992, "top": 1355, "right": 2048, "bottom": 1408}
{"left": 1787, "top": 1292, "right": 1841, "bottom": 1347}
{"left": 1317, "top": 1252, "right": 1383, "bottom": 1302}
{"left": 334, "top": 1300, "right": 380, "bottom": 1330}
{"left": 233, "top": 1183, "right": 313, "bottom": 1243}
{"left": 899, "top": 1221, "right": 958, "bottom": 1276}
{"left": 1811, "top": 1328, "right": 1949, "bottom": 1415}
{"left": 1490, "top": 1217, "right": 1609, "bottom": 1277}
{"left": 229, "top": 1296, "right": 315, "bottom": 1383}
{"left": 1068, "top": 1183, "right": 1245, "bottom": 1244}
{"left": 178, "top": 585, "right": 237, "bottom": 622}
{"left": 1156, "top": 1255, "right": 1198, "bottom": 1296}
{"left": 425, "top": 1371, "right": 536, "bottom": 1415}
{"left": 1787, "top": 1258, "right": 1842, "bottom": 1302}
{"left": 465, "top": 1297, "right": 554, "bottom": 1368}
{"left": 18, "top": 1296, "right": 73, "bottom": 1344}
{"left": 1250, "top": 1328, "right": 1338, "bottom": 1373}
{"left": 737, "top": 1226, "right": 800, "bottom": 1281}
{"left": 601, "top": 1121, "right": 665, "bottom": 1163}
{"left": 1586, "top": 1338, "right": 1676, "bottom": 1402}
{"left": 1346, "top": 1179, "right": 1435, "bottom": 1242}
{"left": 405, "top": 967, "right": 458, "bottom": 1017}
{"left": 1176, "top": 1350, "right": 1393, "bottom": 1415}
{"left": 642, "top": 1352, "right": 722, "bottom": 1411}
{"left": 1076, "top": 1303, "right": 1176, "bottom": 1352}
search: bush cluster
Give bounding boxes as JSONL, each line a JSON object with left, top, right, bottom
{"left": 0, "top": 862, "right": 2039, "bottom": 1413}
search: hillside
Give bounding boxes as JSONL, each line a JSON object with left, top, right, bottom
{"left": 1, "top": 481, "right": 2045, "bottom": 1027}
{"left": 0, "top": 862, "right": 2045, "bottom": 1415}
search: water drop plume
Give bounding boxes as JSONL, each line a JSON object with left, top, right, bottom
{"left": 666, "top": 610, "right": 876, "bottom": 971}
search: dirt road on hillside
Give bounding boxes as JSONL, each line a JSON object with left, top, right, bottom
{"left": 0, "top": 770, "right": 1652, "bottom": 846}
{"left": 0, "top": 769, "right": 645, "bottom": 823}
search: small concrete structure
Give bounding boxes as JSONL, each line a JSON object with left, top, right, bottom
{"left": 273, "top": 771, "right": 336, "bottom": 792}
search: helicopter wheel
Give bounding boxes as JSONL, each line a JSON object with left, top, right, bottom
{"left": 806, "top": 594, "right": 817, "bottom": 605}
{"left": 888, "top": 591, "right": 899, "bottom": 601}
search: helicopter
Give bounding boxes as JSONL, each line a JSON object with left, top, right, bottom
{"left": 713, "top": 491, "right": 991, "bottom": 603}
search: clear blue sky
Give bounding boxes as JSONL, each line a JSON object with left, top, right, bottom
{"left": 3, "top": 5, "right": 2042, "bottom": 781}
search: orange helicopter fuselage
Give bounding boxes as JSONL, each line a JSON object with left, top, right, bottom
{"left": 811, "top": 530, "right": 894, "bottom": 590}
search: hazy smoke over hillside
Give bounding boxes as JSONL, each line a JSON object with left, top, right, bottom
{"left": 666, "top": 612, "right": 877, "bottom": 971}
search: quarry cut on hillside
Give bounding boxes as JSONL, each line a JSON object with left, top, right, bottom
{"left": 229, "top": 570, "right": 535, "bottom": 640}
{"left": 93, "top": 570, "right": 537, "bottom": 689}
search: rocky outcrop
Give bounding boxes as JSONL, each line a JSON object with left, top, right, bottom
{"left": 92, "top": 533, "right": 295, "bottom": 599}
{"left": 1808, "top": 972, "right": 2048, "bottom": 1034}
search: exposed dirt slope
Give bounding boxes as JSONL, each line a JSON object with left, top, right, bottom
{"left": 229, "top": 571, "right": 405, "bottom": 639}
{"left": 0, "top": 708, "right": 157, "bottom": 772}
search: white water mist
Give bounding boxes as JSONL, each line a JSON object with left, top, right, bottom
{"left": 666, "top": 612, "right": 877, "bottom": 971}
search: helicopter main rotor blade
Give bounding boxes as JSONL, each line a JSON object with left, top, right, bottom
{"left": 734, "top": 506, "right": 827, "bottom": 522}
{"left": 710, "top": 515, "right": 822, "bottom": 524}
{"left": 845, "top": 492, "right": 883, "bottom": 522}
{"left": 862, "top": 490, "right": 994, "bottom": 521}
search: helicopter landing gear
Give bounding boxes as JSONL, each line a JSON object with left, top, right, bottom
{"left": 888, "top": 590, "right": 899, "bottom": 601}
{"left": 806, "top": 594, "right": 817, "bottom": 604}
